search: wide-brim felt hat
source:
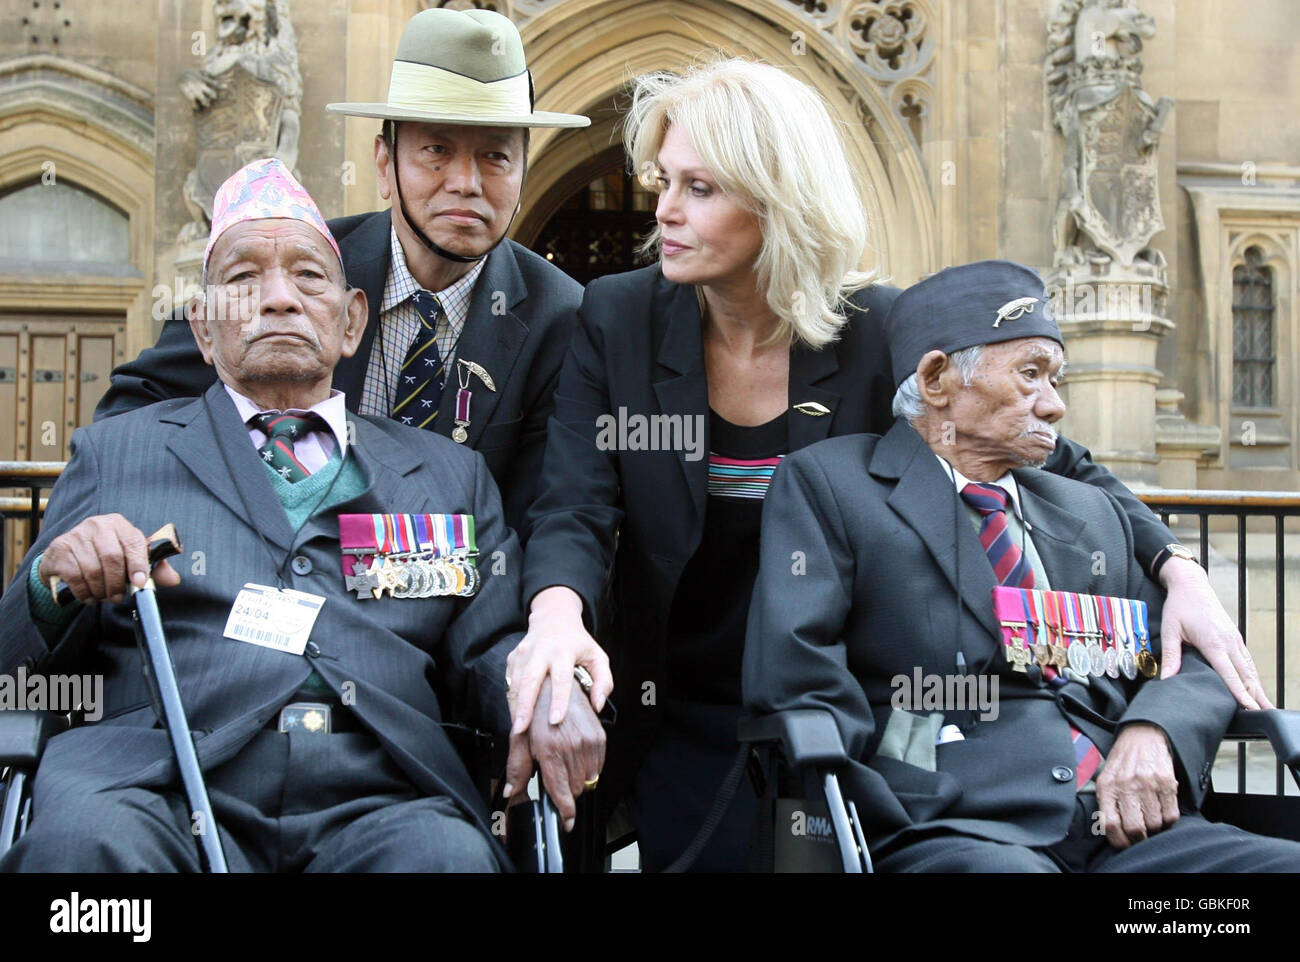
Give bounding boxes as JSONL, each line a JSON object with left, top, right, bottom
{"left": 326, "top": 8, "right": 589, "bottom": 129}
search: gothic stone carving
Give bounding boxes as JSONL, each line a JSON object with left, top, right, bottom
{"left": 178, "top": 0, "right": 303, "bottom": 243}
{"left": 1046, "top": 0, "right": 1172, "bottom": 275}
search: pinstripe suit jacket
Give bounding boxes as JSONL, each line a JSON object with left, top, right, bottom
{"left": 0, "top": 380, "right": 523, "bottom": 860}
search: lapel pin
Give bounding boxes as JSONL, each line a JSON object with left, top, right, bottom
{"left": 457, "top": 358, "right": 496, "bottom": 392}
{"left": 451, "top": 359, "right": 496, "bottom": 443}
{"left": 793, "top": 401, "right": 831, "bottom": 417}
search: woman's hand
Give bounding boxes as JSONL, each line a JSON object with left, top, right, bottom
{"left": 1158, "top": 558, "right": 1272, "bottom": 710}
{"left": 506, "top": 586, "right": 613, "bottom": 735}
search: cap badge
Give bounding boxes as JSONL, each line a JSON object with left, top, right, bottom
{"left": 993, "top": 297, "right": 1037, "bottom": 328}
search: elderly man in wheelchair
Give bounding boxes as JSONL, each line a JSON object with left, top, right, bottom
{"left": 0, "top": 159, "right": 602, "bottom": 873}
{"left": 741, "top": 261, "right": 1300, "bottom": 873}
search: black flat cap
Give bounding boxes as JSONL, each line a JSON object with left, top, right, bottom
{"left": 884, "top": 259, "right": 1064, "bottom": 388}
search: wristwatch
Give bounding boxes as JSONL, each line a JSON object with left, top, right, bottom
{"left": 1150, "top": 543, "right": 1198, "bottom": 580}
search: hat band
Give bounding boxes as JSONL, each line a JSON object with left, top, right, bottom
{"left": 387, "top": 60, "right": 532, "bottom": 119}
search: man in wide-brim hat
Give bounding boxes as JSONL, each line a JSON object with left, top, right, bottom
{"left": 99, "top": 6, "right": 589, "bottom": 545}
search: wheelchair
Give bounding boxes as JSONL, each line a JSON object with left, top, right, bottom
{"left": 737, "top": 707, "right": 1300, "bottom": 872}
{"left": 0, "top": 524, "right": 565, "bottom": 874}
{"left": 0, "top": 711, "right": 565, "bottom": 873}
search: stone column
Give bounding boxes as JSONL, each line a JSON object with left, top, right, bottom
{"left": 1044, "top": 0, "right": 1174, "bottom": 485}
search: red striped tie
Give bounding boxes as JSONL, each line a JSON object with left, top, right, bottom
{"left": 961, "top": 482, "right": 1102, "bottom": 787}
{"left": 959, "top": 482, "right": 1035, "bottom": 587}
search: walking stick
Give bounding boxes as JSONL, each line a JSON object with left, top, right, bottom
{"left": 57, "top": 523, "right": 229, "bottom": 872}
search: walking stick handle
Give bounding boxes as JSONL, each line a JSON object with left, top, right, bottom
{"left": 52, "top": 523, "right": 183, "bottom": 606}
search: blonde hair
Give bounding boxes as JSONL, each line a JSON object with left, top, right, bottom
{"left": 624, "top": 58, "right": 875, "bottom": 349}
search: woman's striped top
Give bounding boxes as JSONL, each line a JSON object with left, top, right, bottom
{"left": 707, "top": 453, "right": 786, "bottom": 500}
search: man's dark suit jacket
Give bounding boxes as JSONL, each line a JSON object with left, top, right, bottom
{"left": 95, "top": 209, "right": 583, "bottom": 539}
{"left": 1, "top": 380, "right": 524, "bottom": 867}
{"left": 742, "top": 421, "right": 1236, "bottom": 852}
{"left": 521, "top": 264, "right": 1181, "bottom": 805}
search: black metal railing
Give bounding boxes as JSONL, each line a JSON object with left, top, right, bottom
{"left": 1, "top": 464, "right": 1294, "bottom": 797}
{"left": 1139, "top": 490, "right": 1298, "bottom": 797}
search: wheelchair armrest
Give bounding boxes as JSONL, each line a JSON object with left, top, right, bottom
{"left": 738, "top": 710, "right": 848, "bottom": 768}
{"left": 1227, "top": 709, "right": 1300, "bottom": 768}
{"left": 0, "top": 710, "right": 69, "bottom": 768}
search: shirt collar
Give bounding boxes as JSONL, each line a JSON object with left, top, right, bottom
{"left": 225, "top": 384, "right": 350, "bottom": 459}
{"left": 934, "top": 454, "right": 1023, "bottom": 520}
{"left": 381, "top": 224, "right": 484, "bottom": 336}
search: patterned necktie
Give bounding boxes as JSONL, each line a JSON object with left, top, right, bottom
{"left": 960, "top": 481, "right": 1102, "bottom": 787}
{"left": 392, "top": 290, "right": 446, "bottom": 431}
{"left": 959, "top": 482, "right": 1035, "bottom": 588}
{"left": 249, "top": 412, "right": 325, "bottom": 483}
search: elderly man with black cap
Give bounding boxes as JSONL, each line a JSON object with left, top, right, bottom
{"left": 742, "top": 260, "right": 1300, "bottom": 872}
{"left": 96, "top": 7, "right": 588, "bottom": 541}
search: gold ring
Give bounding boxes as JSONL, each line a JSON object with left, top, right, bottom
{"left": 583, "top": 775, "right": 600, "bottom": 790}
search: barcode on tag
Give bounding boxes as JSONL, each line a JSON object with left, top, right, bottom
{"left": 228, "top": 622, "right": 294, "bottom": 651}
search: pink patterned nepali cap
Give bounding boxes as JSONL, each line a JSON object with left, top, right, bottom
{"left": 204, "top": 158, "right": 341, "bottom": 268}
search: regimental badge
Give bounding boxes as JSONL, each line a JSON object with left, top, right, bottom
{"left": 993, "top": 296, "right": 1037, "bottom": 328}
{"left": 792, "top": 401, "right": 831, "bottom": 417}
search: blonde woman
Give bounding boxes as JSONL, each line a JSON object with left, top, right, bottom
{"left": 503, "top": 59, "right": 1261, "bottom": 872}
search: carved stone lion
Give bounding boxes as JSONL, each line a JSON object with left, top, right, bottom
{"left": 178, "top": 0, "right": 303, "bottom": 243}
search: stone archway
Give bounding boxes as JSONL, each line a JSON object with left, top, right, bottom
{"left": 511, "top": 0, "right": 940, "bottom": 284}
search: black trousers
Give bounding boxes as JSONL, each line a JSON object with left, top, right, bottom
{"left": 2, "top": 730, "right": 500, "bottom": 873}
{"left": 876, "top": 794, "right": 1300, "bottom": 873}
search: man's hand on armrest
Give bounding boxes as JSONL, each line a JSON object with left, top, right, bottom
{"left": 1158, "top": 557, "right": 1271, "bottom": 710}
{"left": 502, "top": 674, "right": 606, "bottom": 832}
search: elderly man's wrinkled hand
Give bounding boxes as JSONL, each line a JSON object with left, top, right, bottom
{"left": 37, "top": 514, "right": 181, "bottom": 605}
{"left": 502, "top": 675, "right": 605, "bottom": 832}
{"left": 1096, "top": 722, "right": 1180, "bottom": 850}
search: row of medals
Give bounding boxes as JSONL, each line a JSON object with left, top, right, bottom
{"left": 1001, "top": 625, "right": 1156, "bottom": 680}
{"left": 358, "top": 553, "right": 480, "bottom": 599}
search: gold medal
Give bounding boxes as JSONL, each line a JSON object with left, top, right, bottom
{"left": 1136, "top": 650, "right": 1158, "bottom": 678}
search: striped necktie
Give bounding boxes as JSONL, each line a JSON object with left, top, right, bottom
{"left": 249, "top": 412, "right": 325, "bottom": 483}
{"left": 959, "top": 482, "right": 1034, "bottom": 588}
{"left": 960, "top": 481, "right": 1102, "bottom": 787}
{"left": 392, "top": 290, "right": 446, "bottom": 431}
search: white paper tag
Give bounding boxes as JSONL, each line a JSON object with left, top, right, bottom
{"left": 936, "top": 724, "right": 966, "bottom": 746}
{"left": 222, "top": 583, "right": 325, "bottom": 656}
